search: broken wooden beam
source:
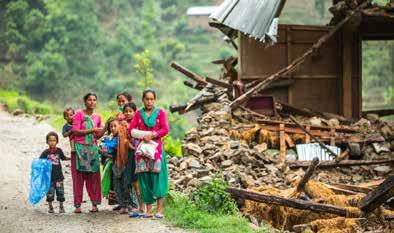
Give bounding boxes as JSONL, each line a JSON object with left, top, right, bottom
{"left": 277, "top": 102, "right": 316, "bottom": 117}
{"left": 288, "top": 159, "right": 394, "bottom": 169}
{"left": 325, "top": 184, "right": 359, "bottom": 195}
{"left": 169, "top": 96, "right": 217, "bottom": 114}
{"left": 362, "top": 108, "right": 394, "bottom": 117}
{"left": 227, "top": 187, "right": 358, "bottom": 217}
{"left": 170, "top": 61, "right": 208, "bottom": 85}
{"left": 185, "top": 85, "right": 214, "bottom": 112}
{"left": 229, "top": 1, "right": 369, "bottom": 109}
{"left": 289, "top": 115, "right": 338, "bottom": 158}
{"left": 205, "top": 77, "right": 231, "bottom": 88}
{"left": 183, "top": 80, "right": 203, "bottom": 90}
{"left": 295, "top": 157, "right": 320, "bottom": 193}
{"left": 257, "top": 118, "right": 357, "bottom": 133}
{"left": 331, "top": 183, "right": 373, "bottom": 194}
{"left": 359, "top": 175, "right": 394, "bottom": 213}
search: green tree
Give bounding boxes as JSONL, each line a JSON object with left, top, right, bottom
{"left": 134, "top": 50, "right": 154, "bottom": 89}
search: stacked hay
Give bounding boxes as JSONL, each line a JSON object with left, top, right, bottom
{"left": 243, "top": 181, "right": 390, "bottom": 232}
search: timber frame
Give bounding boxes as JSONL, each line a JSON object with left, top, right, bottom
{"left": 234, "top": 0, "right": 394, "bottom": 119}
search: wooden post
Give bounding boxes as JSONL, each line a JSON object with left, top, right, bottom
{"left": 280, "top": 124, "right": 286, "bottom": 161}
{"left": 342, "top": 24, "right": 353, "bottom": 118}
{"left": 305, "top": 125, "right": 311, "bottom": 143}
{"left": 330, "top": 128, "right": 336, "bottom": 146}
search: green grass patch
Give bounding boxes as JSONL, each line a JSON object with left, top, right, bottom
{"left": 0, "top": 89, "right": 52, "bottom": 115}
{"left": 164, "top": 192, "right": 273, "bottom": 233}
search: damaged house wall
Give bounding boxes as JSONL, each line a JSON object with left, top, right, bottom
{"left": 234, "top": 1, "right": 394, "bottom": 120}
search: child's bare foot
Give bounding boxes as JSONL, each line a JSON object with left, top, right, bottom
{"left": 119, "top": 208, "right": 128, "bottom": 214}
{"left": 48, "top": 202, "right": 54, "bottom": 213}
{"left": 59, "top": 202, "right": 65, "bottom": 213}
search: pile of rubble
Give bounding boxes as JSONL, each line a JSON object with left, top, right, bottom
{"left": 167, "top": 86, "right": 394, "bottom": 193}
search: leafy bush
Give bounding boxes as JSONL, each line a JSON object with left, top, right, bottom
{"left": 0, "top": 89, "right": 52, "bottom": 114}
{"left": 191, "top": 177, "right": 238, "bottom": 215}
{"left": 163, "top": 135, "right": 182, "bottom": 157}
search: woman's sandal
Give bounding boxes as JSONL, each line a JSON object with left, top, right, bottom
{"left": 74, "top": 207, "right": 82, "bottom": 214}
{"left": 89, "top": 206, "right": 99, "bottom": 213}
{"left": 48, "top": 208, "right": 54, "bottom": 214}
{"left": 59, "top": 206, "right": 65, "bottom": 213}
{"left": 143, "top": 214, "right": 153, "bottom": 218}
{"left": 154, "top": 213, "right": 164, "bottom": 219}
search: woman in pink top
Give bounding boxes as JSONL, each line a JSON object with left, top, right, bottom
{"left": 128, "top": 89, "right": 169, "bottom": 218}
{"left": 72, "top": 93, "right": 106, "bottom": 213}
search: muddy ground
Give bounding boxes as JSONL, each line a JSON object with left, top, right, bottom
{"left": 0, "top": 111, "right": 189, "bottom": 233}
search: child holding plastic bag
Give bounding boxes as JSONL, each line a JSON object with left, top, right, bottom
{"left": 39, "top": 132, "right": 70, "bottom": 213}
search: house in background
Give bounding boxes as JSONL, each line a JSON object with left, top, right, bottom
{"left": 187, "top": 6, "right": 220, "bottom": 31}
{"left": 187, "top": 0, "right": 223, "bottom": 32}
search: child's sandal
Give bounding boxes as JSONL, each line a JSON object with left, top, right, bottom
{"left": 48, "top": 208, "right": 54, "bottom": 214}
{"left": 59, "top": 207, "right": 65, "bottom": 213}
{"left": 154, "top": 213, "right": 164, "bottom": 219}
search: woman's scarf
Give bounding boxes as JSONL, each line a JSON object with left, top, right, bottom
{"left": 140, "top": 107, "right": 159, "bottom": 128}
{"left": 115, "top": 122, "right": 129, "bottom": 176}
{"left": 74, "top": 115, "right": 100, "bottom": 172}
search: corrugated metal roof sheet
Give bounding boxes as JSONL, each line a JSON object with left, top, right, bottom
{"left": 187, "top": 6, "right": 220, "bottom": 16}
{"left": 210, "top": 0, "right": 285, "bottom": 43}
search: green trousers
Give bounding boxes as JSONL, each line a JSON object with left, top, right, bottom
{"left": 138, "top": 154, "right": 168, "bottom": 204}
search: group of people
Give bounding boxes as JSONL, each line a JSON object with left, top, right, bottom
{"left": 39, "top": 89, "right": 169, "bottom": 219}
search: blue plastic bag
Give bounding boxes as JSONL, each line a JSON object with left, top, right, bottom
{"left": 101, "top": 137, "right": 118, "bottom": 154}
{"left": 28, "top": 159, "right": 52, "bottom": 206}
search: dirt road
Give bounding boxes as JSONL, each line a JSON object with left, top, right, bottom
{"left": 0, "top": 111, "right": 189, "bottom": 233}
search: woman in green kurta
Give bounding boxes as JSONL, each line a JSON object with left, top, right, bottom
{"left": 128, "top": 89, "right": 169, "bottom": 218}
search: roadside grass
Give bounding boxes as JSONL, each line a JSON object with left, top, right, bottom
{"left": 0, "top": 89, "right": 52, "bottom": 115}
{"left": 164, "top": 191, "right": 274, "bottom": 233}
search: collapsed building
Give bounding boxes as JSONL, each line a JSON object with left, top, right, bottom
{"left": 168, "top": 0, "right": 394, "bottom": 232}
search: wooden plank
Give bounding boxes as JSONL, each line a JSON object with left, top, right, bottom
{"left": 256, "top": 118, "right": 357, "bottom": 133}
{"left": 363, "top": 109, "right": 394, "bottom": 117}
{"left": 289, "top": 159, "right": 394, "bottom": 169}
{"left": 325, "top": 184, "right": 359, "bottom": 195}
{"left": 280, "top": 124, "right": 286, "bottom": 161}
{"left": 170, "top": 61, "right": 208, "bottom": 85}
{"left": 305, "top": 125, "right": 311, "bottom": 143}
{"left": 342, "top": 24, "right": 353, "bottom": 118}
{"left": 227, "top": 187, "right": 355, "bottom": 217}
{"left": 285, "top": 133, "right": 295, "bottom": 148}
{"left": 169, "top": 96, "right": 217, "bottom": 114}
{"left": 286, "top": 27, "right": 293, "bottom": 104}
{"left": 359, "top": 175, "right": 394, "bottom": 213}
{"left": 294, "top": 157, "right": 320, "bottom": 193}
{"left": 331, "top": 183, "right": 373, "bottom": 194}
{"left": 330, "top": 128, "right": 336, "bottom": 146}
{"left": 205, "top": 77, "right": 231, "bottom": 88}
